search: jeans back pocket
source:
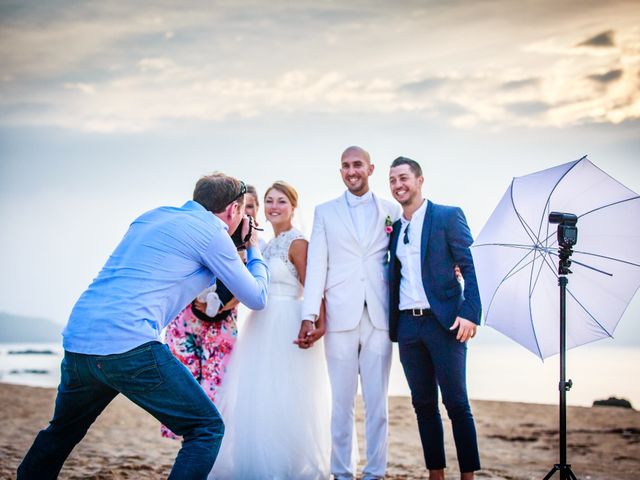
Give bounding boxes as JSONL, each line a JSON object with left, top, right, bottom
{"left": 100, "top": 345, "right": 164, "bottom": 394}
{"left": 60, "top": 354, "right": 83, "bottom": 390}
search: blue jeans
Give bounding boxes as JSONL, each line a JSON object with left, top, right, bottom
{"left": 17, "top": 341, "right": 224, "bottom": 479}
{"left": 397, "top": 311, "right": 480, "bottom": 473}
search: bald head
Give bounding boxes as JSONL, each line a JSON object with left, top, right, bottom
{"left": 341, "top": 146, "right": 371, "bottom": 164}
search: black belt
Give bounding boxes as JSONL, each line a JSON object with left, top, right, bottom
{"left": 400, "top": 308, "right": 432, "bottom": 317}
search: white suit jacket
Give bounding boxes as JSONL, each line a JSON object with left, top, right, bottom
{"left": 303, "top": 192, "right": 401, "bottom": 332}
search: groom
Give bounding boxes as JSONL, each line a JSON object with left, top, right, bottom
{"left": 388, "top": 156, "right": 481, "bottom": 479}
{"left": 301, "top": 146, "right": 400, "bottom": 480}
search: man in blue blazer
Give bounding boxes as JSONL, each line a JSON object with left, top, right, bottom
{"left": 388, "top": 157, "right": 481, "bottom": 480}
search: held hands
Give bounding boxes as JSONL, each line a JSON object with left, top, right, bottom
{"left": 450, "top": 316, "right": 477, "bottom": 343}
{"left": 295, "top": 300, "right": 327, "bottom": 349}
{"left": 294, "top": 320, "right": 326, "bottom": 349}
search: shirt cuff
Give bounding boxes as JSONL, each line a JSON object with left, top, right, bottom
{"left": 246, "top": 245, "right": 263, "bottom": 261}
{"left": 302, "top": 315, "right": 317, "bottom": 323}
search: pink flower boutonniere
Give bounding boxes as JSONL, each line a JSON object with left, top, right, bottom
{"left": 384, "top": 215, "right": 393, "bottom": 236}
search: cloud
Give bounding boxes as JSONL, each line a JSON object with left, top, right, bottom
{"left": 588, "top": 68, "right": 623, "bottom": 84}
{"left": 138, "top": 57, "right": 177, "bottom": 72}
{"left": 434, "top": 101, "right": 469, "bottom": 117}
{"left": 504, "top": 101, "right": 551, "bottom": 116}
{"left": 64, "top": 82, "right": 96, "bottom": 95}
{"left": 577, "top": 30, "right": 615, "bottom": 48}
{"left": 400, "top": 77, "right": 448, "bottom": 94}
{"left": 4, "top": 57, "right": 638, "bottom": 133}
{"left": 500, "top": 78, "right": 540, "bottom": 90}
{"left": 1, "top": 1, "right": 639, "bottom": 132}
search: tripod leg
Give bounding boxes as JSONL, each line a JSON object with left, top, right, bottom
{"left": 566, "top": 467, "right": 578, "bottom": 480}
{"left": 543, "top": 464, "right": 560, "bottom": 479}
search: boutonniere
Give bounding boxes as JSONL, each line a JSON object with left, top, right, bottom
{"left": 384, "top": 215, "right": 393, "bottom": 236}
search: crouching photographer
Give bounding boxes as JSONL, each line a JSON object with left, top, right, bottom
{"left": 18, "top": 173, "right": 269, "bottom": 480}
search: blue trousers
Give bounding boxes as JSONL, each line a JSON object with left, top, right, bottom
{"left": 17, "top": 341, "right": 224, "bottom": 479}
{"left": 397, "top": 311, "right": 480, "bottom": 473}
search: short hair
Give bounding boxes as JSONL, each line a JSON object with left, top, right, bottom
{"left": 193, "top": 173, "right": 245, "bottom": 213}
{"left": 246, "top": 184, "right": 259, "bottom": 207}
{"left": 390, "top": 156, "right": 422, "bottom": 177}
{"left": 265, "top": 180, "right": 298, "bottom": 208}
{"left": 341, "top": 145, "right": 371, "bottom": 164}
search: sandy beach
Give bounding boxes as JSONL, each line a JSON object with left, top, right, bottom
{"left": 1, "top": 383, "right": 638, "bottom": 479}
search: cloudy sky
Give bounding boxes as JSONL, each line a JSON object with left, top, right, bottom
{"left": 1, "top": 0, "right": 639, "bottom": 349}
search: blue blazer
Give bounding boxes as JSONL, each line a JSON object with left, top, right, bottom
{"left": 388, "top": 200, "right": 481, "bottom": 342}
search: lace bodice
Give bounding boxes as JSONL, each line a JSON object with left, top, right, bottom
{"left": 262, "top": 228, "right": 306, "bottom": 298}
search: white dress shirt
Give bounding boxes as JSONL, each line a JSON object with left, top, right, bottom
{"left": 345, "top": 190, "right": 377, "bottom": 242}
{"left": 397, "top": 199, "right": 431, "bottom": 310}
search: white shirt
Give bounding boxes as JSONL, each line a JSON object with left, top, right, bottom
{"left": 345, "top": 190, "right": 377, "bottom": 243}
{"left": 397, "top": 199, "right": 431, "bottom": 310}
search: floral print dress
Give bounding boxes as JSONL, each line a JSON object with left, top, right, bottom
{"left": 160, "top": 304, "right": 238, "bottom": 439}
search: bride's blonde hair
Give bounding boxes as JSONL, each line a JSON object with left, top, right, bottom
{"left": 265, "top": 181, "right": 298, "bottom": 209}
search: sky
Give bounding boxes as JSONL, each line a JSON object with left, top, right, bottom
{"left": 1, "top": 0, "right": 639, "bottom": 351}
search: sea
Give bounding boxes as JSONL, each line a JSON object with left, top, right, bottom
{"left": 1, "top": 341, "right": 639, "bottom": 408}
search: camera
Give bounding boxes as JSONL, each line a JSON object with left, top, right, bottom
{"left": 231, "top": 216, "right": 262, "bottom": 250}
{"left": 549, "top": 212, "right": 578, "bottom": 248}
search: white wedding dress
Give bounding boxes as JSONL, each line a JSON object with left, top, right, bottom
{"left": 210, "top": 228, "right": 331, "bottom": 480}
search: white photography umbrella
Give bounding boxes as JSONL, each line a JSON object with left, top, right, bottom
{"left": 472, "top": 156, "right": 640, "bottom": 359}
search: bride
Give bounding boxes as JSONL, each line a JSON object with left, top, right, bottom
{"left": 210, "top": 181, "right": 331, "bottom": 480}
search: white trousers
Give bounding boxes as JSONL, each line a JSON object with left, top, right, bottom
{"left": 324, "top": 307, "right": 392, "bottom": 480}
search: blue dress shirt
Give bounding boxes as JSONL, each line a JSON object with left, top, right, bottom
{"left": 62, "top": 200, "right": 269, "bottom": 355}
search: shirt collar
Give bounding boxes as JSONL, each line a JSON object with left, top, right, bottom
{"left": 401, "top": 198, "right": 428, "bottom": 225}
{"left": 345, "top": 190, "right": 373, "bottom": 207}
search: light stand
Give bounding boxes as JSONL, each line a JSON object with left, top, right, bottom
{"left": 543, "top": 212, "right": 579, "bottom": 480}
